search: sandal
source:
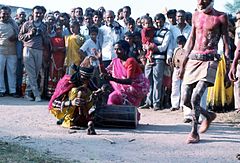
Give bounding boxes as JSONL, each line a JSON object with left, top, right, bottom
{"left": 186, "top": 133, "right": 200, "bottom": 144}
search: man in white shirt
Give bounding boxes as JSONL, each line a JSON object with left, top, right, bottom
{"left": 169, "top": 10, "right": 192, "bottom": 113}
{"left": 98, "top": 10, "right": 124, "bottom": 67}
{"left": 80, "top": 14, "right": 93, "bottom": 40}
{"left": 80, "top": 26, "right": 100, "bottom": 56}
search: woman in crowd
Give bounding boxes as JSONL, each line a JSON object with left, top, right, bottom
{"left": 98, "top": 40, "right": 149, "bottom": 107}
{"left": 47, "top": 23, "right": 66, "bottom": 98}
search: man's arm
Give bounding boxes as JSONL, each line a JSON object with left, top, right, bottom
{"left": 18, "top": 22, "right": 34, "bottom": 42}
{"left": 221, "top": 13, "right": 230, "bottom": 61}
{"left": 229, "top": 41, "right": 240, "bottom": 81}
{"left": 183, "top": 23, "right": 196, "bottom": 58}
{"left": 178, "top": 14, "right": 196, "bottom": 79}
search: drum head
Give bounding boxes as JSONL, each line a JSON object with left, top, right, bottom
{"left": 173, "top": 48, "right": 185, "bottom": 68}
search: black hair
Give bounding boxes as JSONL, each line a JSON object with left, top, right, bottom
{"left": 0, "top": 6, "right": 10, "bottom": 12}
{"left": 83, "top": 13, "right": 92, "bottom": 18}
{"left": 123, "top": 6, "right": 131, "bottom": 14}
{"left": 89, "top": 25, "right": 99, "bottom": 34}
{"left": 114, "top": 40, "right": 130, "bottom": 55}
{"left": 117, "top": 8, "right": 123, "bottom": 15}
{"left": 177, "top": 10, "right": 186, "bottom": 16}
{"left": 32, "top": 6, "right": 43, "bottom": 12}
{"left": 126, "top": 17, "right": 135, "bottom": 25}
{"left": 132, "top": 31, "right": 141, "bottom": 38}
{"left": 75, "top": 7, "right": 83, "bottom": 12}
{"left": 124, "top": 31, "right": 134, "bottom": 38}
{"left": 85, "top": 7, "right": 95, "bottom": 16}
{"left": 141, "top": 15, "right": 153, "bottom": 25}
{"left": 59, "top": 12, "right": 70, "bottom": 20}
{"left": 186, "top": 12, "right": 192, "bottom": 19}
{"left": 92, "top": 10, "right": 100, "bottom": 17}
{"left": 154, "top": 13, "right": 166, "bottom": 22}
{"left": 167, "top": 9, "right": 177, "bottom": 17}
{"left": 54, "top": 10, "right": 60, "bottom": 14}
{"left": 123, "top": 6, "right": 131, "bottom": 11}
{"left": 41, "top": 6, "right": 46, "bottom": 15}
{"left": 176, "top": 35, "right": 187, "bottom": 45}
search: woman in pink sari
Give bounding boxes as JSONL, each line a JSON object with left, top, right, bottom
{"left": 99, "top": 40, "right": 149, "bottom": 107}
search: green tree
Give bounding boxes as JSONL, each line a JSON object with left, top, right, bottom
{"left": 225, "top": 0, "right": 240, "bottom": 14}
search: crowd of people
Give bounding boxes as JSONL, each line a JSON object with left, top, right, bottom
{"left": 0, "top": 0, "right": 240, "bottom": 142}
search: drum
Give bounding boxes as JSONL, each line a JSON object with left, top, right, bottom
{"left": 95, "top": 105, "right": 138, "bottom": 129}
{"left": 173, "top": 47, "right": 185, "bottom": 68}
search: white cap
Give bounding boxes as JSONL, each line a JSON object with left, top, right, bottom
{"left": 16, "top": 8, "right": 25, "bottom": 14}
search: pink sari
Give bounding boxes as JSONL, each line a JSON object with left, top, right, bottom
{"left": 107, "top": 58, "right": 150, "bottom": 107}
{"left": 48, "top": 75, "right": 74, "bottom": 110}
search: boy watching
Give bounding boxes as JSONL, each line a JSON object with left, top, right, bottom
{"left": 79, "top": 26, "right": 100, "bottom": 57}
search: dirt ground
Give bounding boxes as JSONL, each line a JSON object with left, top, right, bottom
{"left": 0, "top": 96, "right": 240, "bottom": 163}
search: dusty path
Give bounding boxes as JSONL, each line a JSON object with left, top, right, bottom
{"left": 0, "top": 96, "right": 240, "bottom": 163}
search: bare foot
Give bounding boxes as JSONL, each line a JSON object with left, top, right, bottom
{"left": 186, "top": 133, "right": 200, "bottom": 144}
{"left": 199, "top": 112, "right": 216, "bottom": 133}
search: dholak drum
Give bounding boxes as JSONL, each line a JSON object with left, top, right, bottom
{"left": 95, "top": 105, "right": 138, "bottom": 129}
{"left": 173, "top": 47, "right": 185, "bottom": 68}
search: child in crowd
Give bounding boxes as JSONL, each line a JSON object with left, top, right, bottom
{"left": 79, "top": 25, "right": 101, "bottom": 86}
{"left": 124, "top": 32, "right": 139, "bottom": 61}
{"left": 170, "top": 35, "right": 187, "bottom": 111}
{"left": 47, "top": 23, "right": 66, "bottom": 98}
{"left": 141, "top": 15, "right": 156, "bottom": 65}
{"left": 79, "top": 26, "right": 100, "bottom": 57}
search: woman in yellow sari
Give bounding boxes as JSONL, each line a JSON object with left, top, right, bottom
{"left": 64, "top": 20, "right": 85, "bottom": 74}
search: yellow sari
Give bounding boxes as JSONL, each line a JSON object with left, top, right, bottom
{"left": 207, "top": 55, "right": 234, "bottom": 112}
{"left": 50, "top": 87, "right": 93, "bottom": 128}
{"left": 64, "top": 34, "right": 85, "bottom": 74}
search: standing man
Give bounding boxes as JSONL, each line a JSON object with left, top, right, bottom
{"left": 15, "top": 8, "right": 27, "bottom": 97}
{"left": 118, "top": 6, "right": 131, "bottom": 28}
{"left": 80, "top": 14, "right": 93, "bottom": 40}
{"left": 166, "top": 9, "right": 177, "bottom": 26}
{"left": 98, "top": 10, "right": 124, "bottom": 67}
{"left": 170, "top": 10, "right": 192, "bottom": 113}
{"left": 19, "top": 6, "right": 48, "bottom": 102}
{"left": 139, "top": 13, "right": 171, "bottom": 110}
{"left": 179, "top": 0, "right": 229, "bottom": 143}
{"left": 74, "top": 7, "right": 83, "bottom": 26}
{"left": 0, "top": 6, "right": 18, "bottom": 97}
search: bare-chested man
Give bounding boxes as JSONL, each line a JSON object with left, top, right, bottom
{"left": 179, "top": 0, "right": 230, "bottom": 143}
